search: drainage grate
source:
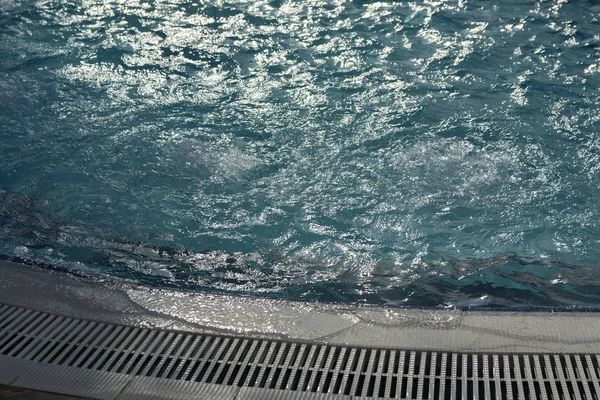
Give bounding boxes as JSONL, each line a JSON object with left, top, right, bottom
{"left": 1, "top": 303, "right": 600, "bottom": 399}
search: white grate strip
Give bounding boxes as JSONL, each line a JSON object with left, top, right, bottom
{"left": 1, "top": 304, "right": 599, "bottom": 399}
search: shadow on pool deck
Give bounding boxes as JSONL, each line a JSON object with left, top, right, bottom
{"left": 0, "top": 385, "right": 84, "bottom": 399}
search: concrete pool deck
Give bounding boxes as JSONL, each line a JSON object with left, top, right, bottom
{"left": 0, "top": 259, "right": 599, "bottom": 399}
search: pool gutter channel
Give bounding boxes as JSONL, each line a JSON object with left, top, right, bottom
{"left": 1, "top": 260, "right": 600, "bottom": 399}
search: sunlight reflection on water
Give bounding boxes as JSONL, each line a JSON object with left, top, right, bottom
{"left": 1, "top": 0, "right": 600, "bottom": 307}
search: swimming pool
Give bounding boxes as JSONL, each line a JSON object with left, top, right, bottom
{"left": 1, "top": 0, "right": 599, "bottom": 308}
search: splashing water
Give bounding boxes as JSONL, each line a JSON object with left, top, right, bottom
{"left": 1, "top": 0, "right": 600, "bottom": 307}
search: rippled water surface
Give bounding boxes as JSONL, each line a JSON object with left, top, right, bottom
{"left": 1, "top": 0, "right": 600, "bottom": 307}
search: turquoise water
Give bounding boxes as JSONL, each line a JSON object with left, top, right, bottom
{"left": 1, "top": 0, "right": 600, "bottom": 307}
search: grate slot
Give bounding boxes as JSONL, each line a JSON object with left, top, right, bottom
{"left": 196, "top": 337, "right": 230, "bottom": 383}
{"left": 80, "top": 324, "right": 123, "bottom": 369}
{"left": 171, "top": 335, "right": 204, "bottom": 380}
{"left": 233, "top": 340, "right": 259, "bottom": 387}
{"left": 273, "top": 342, "right": 294, "bottom": 389}
{"left": 320, "top": 345, "right": 338, "bottom": 393}
{"left": 511, "top": 355, "right": 525, "bottom": 399}
{"left": 532, "top": 355, "right": 549, "bottom": 400}
{"left": 428, "top": 352, "right": 437, "bottom": 400}
{"left": 338, "top": 347, "right": 356, "bottom": 395}
{"left": 30, "top": 318, "right": 77, "bottom": 362}
{"left": 146, "top": 332, "right": 180, "bottom": 377}
{"left": 86, "top": 325, "right": 130, "bottom": 370}
{"left": 39, "top": 319, "right": 88, "bottom": 364}
{"left": 363, "top": 348, "right": 379, "bottom": 397}
{"left": 107, "top": 328, "right": 147, "bottom": 373}
{"left": 492, "top": 355, "right": 501, "bottom": 400}
{"left": 294, "top": 344, "right": 316, "bottom": 392}
{"left": 563, "top": 355, "right": 583, "bottom": 400}
{"left": 450, "top": 353, "right": 458, "bottom": 400}
{"left": 521, "top": 355, "right": 535, "bottom": 400}
{"left": 397, "top": 351, "right": 407, "bottom": 398}
{"left": 221, "top": 338, "right": 249, "bottom": 385}
{"left": 78, "top": 325, "right": 115, "bottom": 366}
{"left": 60, "top": 322, "right": 107, "bottom": 367}
{"left": 404, "top": 351, "right": 416, "bottom": 399}
{"left": 155, "top": 333, "right": 189, "bottom": 378}
{"left": 482, "top": 354, "right": 491, "bottom": 400}
{"left": 461, "top": 353, "right": 470, "bottom": 400}
{"left": 140, "top": 331, "right": 176, "bottom": 376}
{"left": 53, "top": 321, "right": 99, "bottom": 366}
{"left": 183, "top": 336, "right": 217, "bottom": 381}
{"left": 372, "top": 349, "right": 387, "bottom": 398}
{"left": 438, "top": 352, "right": 448, "bottom": 400}
{"left": 307, "top": 345, "right": 327, "bottom": 392}
{"left": 212, "top": 337, "right": 241, "bottom": 384}
{"left": 17, "top": 315, "right": 66, "bottom": 361}
{"left": 242, "top": 340, "right": 269, "bottom": 387}
{"left": 0, "top": 310, "right": 42, "bottom": 353}
{"left": 543, "top": 354, "right": 561, "bottom": 400}
{"left": 414, "top": 351, "right": 426, "bottom": 399}
{"left": 330, "top": 346, "right": 347, "bottom": 395}
{"left": 500, "top": 355, "right": 512, "bottom": 399}
{"left": 0, "top": 308, "right": 34, "bottom": 337}
{"left": 586, "top": 355, "right": 600, "bottom": 397}
{"left": 133, "top": 330, "right": 166, "bottom": 376}
{"left": 253, "top": 340, "right": 276, "bottom": 388}
{"left": 472, "top": 354, "right": 479, "bottom": 400}
{"left": 349, "top": 348, "right": 367, "bottom": 396}
{"left": 6, "top": 313, "right": 57, "bottom": 357}
{"left": 0, "top": 305, "right": 15, "bottom": 325}
{"left": 573, "top": 355, "right": 593, "bottom": 400}
{"left": 553, "top": 354, "right": 573, "bottom": 400}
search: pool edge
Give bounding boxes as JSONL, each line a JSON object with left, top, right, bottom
{"left": 1, "top": 259, "right": 599, "bottom": 354}
{"left": 2, "top": 259, "right": 600, "bottom": 399}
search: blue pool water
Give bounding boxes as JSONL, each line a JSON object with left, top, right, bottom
{"left": 1, "top": 0, "right": 600, "bottom": 307}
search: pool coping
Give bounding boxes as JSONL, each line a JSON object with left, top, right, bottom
{"left": 1, "top": 259, "right": 599, "bottom": 355}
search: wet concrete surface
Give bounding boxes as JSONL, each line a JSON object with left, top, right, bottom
{"left": 1, "top": 259, "right": 599, "bottom": 354}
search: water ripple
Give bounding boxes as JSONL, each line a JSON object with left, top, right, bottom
{"left": 1, "top": 0, "right": 600, "bottom": 307}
